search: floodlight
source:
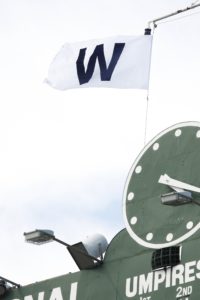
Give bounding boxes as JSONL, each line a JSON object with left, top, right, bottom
{"left": 24, "top": 229, "right": 107, "bottom": 270}
{"left": 151, "top": 246, "right": 181, "bottom": 270}
{"left": 161, "top": 191, "right": 192, "bottom": 206}
{"left": 24, "top": 230, "right": 55, "bottom": 244}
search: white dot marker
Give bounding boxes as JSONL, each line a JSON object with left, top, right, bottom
{"left": 127, "top": 192, "right": 134, "bottom": 201}
{"left": 135, "top": 166, "right": 142, "bottom": 174}
{"left": 166, "top": 233, "right": 173, "bottom": 242}
{"left": 175, "top": 129, "right": 182, "bottom": 137}
{"left": 146, "top": 233, "right": 153, "bottom": 241}
{"left": 196, "top": 130, "right": 200, "bottom": 138}
{"left": 153, "top": 143, "right": 159, "bottom": 151}
{"left": 130, "top": 217, "right": 137, "bottom": 225}
{"left": 186, "top": 221, "right": 193, "bottom": 230}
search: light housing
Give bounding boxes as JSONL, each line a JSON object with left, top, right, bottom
{"left": 68, "top": 242, "right": 97, "bottom": 270}
{"left": 161, "top": 191, "right": 192, "bottom": 206}
{"left": 68, "top": 234, "right": 108, "bottom": 270}
{"left": 24, "top": 230, "right": 55, "bottom": 244}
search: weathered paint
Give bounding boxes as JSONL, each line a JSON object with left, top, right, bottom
{"left": 3, "top": 228, "right": 200, "bottom": 300}
{"left": 4, "top": 122, "right": 200, "bottom": 300}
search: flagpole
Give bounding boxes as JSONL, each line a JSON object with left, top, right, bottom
{"left": 143, "top": 27, "right": 153, "bottom": 145}
{"left": 147, "top": 2, "right": 200, "bottom": 28}
{"left": 143, "top": 2, "right": 200, "bottom": 144}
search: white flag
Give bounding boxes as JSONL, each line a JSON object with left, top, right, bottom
{"left": 45, "top": 35, "right": 152, "bottom": 90}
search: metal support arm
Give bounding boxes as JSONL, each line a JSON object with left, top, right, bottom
{"left": 147, "top": 3, "right": 200, "bottom": 28}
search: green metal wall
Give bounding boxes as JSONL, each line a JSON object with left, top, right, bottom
{"left": 4, "top": 228, "right": 200, "bottom": 300}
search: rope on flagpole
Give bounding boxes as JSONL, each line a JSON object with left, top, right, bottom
{"left": 144, "top": 93, "right": 149, "bottom": 145}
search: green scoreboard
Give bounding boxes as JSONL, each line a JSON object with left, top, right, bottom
{"left": 4, "top": 122, "right": 200, "bottom": 300}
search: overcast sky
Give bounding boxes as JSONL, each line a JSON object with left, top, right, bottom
{"left": 1, "top": 0, "right": 200, "bottom": 285}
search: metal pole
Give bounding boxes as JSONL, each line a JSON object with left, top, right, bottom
{"left": 147, "top": 3, "right": 200, "bottom": 28}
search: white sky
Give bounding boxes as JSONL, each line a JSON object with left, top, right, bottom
{"left": 1, "top": 0, "right": 200, "bottom": 286}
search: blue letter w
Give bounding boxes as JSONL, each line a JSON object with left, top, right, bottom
{"left": 76, "top": 43, "right": 125, "bottom": 85}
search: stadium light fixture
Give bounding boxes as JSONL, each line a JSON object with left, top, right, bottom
{"left": 24, "top": 229, "right": 107, "bottom": 270}
{"left": 161, "top": 191, "right": 192, "bottom": 206}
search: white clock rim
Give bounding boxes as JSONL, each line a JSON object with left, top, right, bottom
{"left": 123, "top": 121, "right": 200, "bottom": 249}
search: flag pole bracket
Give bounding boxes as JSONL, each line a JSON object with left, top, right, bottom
{"left": 146, "top": 3, "right": 200, "bottom": 29}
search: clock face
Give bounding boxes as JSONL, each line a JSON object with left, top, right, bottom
{"left": 123, "top": 122, "right": 200, "bottom": 249}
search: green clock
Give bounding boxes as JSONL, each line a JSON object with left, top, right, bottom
{"left": 123, "top": 122, "right": 200, "bottom": 249}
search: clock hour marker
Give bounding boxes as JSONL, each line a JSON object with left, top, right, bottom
{"left": 166, "top": 233, "right": 173, "bottom": 242}
{"left": 175, "top": 129, "right": 182, "bottom": 137}
{"left": 135, "top": 166, "right": 142, "bottom": 174}
{"left": 153, "top": 143, "right": 159, "bottom": 151}
{"left": 186, "top": 221, "right": 193, "bottom": 230}
{"left": 196, "top": 130, "right": 200, "bottom": 138}
{"left": 127, "top": 192, "right": 134, "bottom": 201}
{"left": 130, "top": 216, "right": 137, "bottom": 225}
{"left": 146, "top": 233, "right": 153, "bottom": 241}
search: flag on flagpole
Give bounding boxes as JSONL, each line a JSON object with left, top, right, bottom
{"left": 45, "top": 35, "right": 153, "bottom": 91}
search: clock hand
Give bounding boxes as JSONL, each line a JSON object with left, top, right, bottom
{"left": 158, "top": 174, "right": 185, "bottom": 192}
{"left": 158, "top": 173, "right": 200, "bottom": 193}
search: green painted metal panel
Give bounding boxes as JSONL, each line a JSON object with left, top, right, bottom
{"left": 3, "top": 229, "right": 200, "bottom": 300}
{"left": 3, "top": 122, "right": 200, "bottom": 300}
